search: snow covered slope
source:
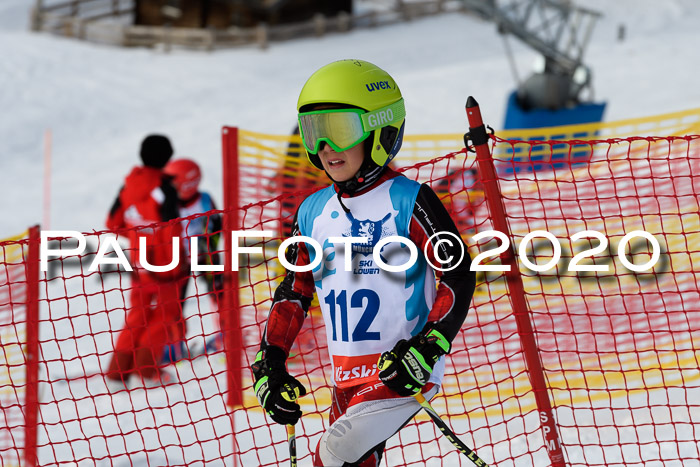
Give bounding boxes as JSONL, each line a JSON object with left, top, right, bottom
{"left": 2, "top": 0, "right": 700, "bottom": 237}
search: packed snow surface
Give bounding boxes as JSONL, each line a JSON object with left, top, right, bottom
{"left": 2, "top": 0, "right": 700, "bottom": 238}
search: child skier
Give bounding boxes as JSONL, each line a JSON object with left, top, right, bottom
{"left": 161, "top": 158, "right": 223, "bottom": 362}
{"left": 252, "top": 59, "right": 476, "bottom": 466}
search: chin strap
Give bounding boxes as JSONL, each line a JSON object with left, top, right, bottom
{"left": 335, "top": 185, "right": 352, "bottom": 214}
{"left": 330, "top": 157, "right": 386, "bottom": 214}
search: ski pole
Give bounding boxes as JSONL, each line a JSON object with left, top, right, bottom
{"left": 414, "top": 393, "right": 489, "bottom": 467}
{"left": 286, "top": 424, "right": 297, "bottom": 467}
{"left": 281, "top": 383, "right": 301, "bottom": 467}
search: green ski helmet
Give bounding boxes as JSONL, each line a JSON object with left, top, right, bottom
{"left": 297, "top": 59, "right": 406, "bottom": 172}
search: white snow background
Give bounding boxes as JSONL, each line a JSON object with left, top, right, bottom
{"left": 2, "top": 0, "right": 700, "bottom": 238}
{"left": 2, "top": 1, "right": 700, "bottom": 466}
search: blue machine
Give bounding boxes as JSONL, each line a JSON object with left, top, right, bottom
{"left": 504, "top": 90, "right": 606, "bottom": 130}
{"left": 460, "top": 1, "right": 607, "bottom": 174}
{"left": 498, "top": 89, "right": 607, "bottom": 176}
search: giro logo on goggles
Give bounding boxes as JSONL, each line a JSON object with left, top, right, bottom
{"left": 366, "top": 109, "right": 394, "bottom": 130}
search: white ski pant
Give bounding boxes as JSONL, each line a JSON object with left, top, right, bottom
{"left": 316, "top": 385, "right": 439, "bottom": 466}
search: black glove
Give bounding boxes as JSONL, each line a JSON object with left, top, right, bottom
{"left": 377, "top": 327, "right": 451, "bottom": 397}
{"left": 251, "top": 346, "right": 307, "bottom": 425}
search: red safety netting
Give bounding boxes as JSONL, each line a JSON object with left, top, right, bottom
{"left": 0, "top": 234, "right": 36, "bottom": 466}
{"left": 2, "top": 132, "right": 699, "bottom": 466}
{"left": 228, "top": 131, "right": 700, "bottom": 466}
{"left": 1, "top": 217, "right": 234, "bottom": 466}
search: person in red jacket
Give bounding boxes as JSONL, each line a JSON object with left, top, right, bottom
{"left": 105, "top": 134, "right": 186, "bottom": 391}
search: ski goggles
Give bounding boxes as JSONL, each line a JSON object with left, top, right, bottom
{"left": 298, "top": 99, "right": 405, "bottom": 154}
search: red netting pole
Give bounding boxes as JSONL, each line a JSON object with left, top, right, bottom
{"left": 24, "top": 225, "right": 40, "bottom": 467}
{"left": 222, "top": 127, "right": 242, "bottom": 465}
{"left": 465, "top": 97, "right": 566, "bottom": 466}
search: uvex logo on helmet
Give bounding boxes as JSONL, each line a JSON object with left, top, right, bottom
{"left": 365, "top": 80, "right": 393, "bottom": 92}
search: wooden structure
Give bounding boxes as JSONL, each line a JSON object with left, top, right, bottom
{"left": 133, "top": 0, "right": 354, "bottom": 29}
{"left": 30, "top": 0, "right": 467, "bottom": 50}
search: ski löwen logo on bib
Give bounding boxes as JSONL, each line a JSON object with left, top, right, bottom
{"left": 345, "top": 212, "right": 392, "bottom": 255}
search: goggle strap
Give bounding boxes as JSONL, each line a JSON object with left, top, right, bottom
{"left": 360, "top": 99, "right": 406, "bottom": 132}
